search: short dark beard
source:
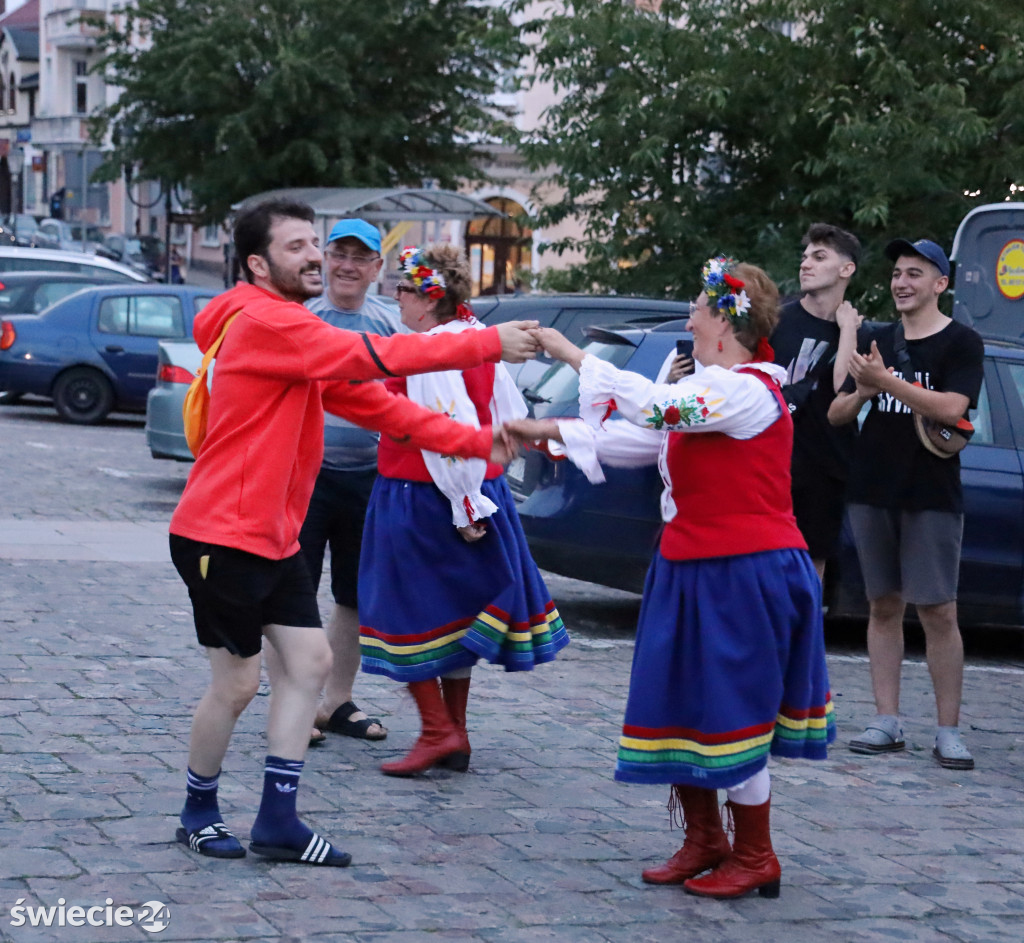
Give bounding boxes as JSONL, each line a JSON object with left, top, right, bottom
{"left": 266, "top": 256, "right": 321, "bottom": 303}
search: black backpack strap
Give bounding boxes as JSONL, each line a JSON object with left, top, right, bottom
{"left": 890, "top": 322, "right": 914, "bottom": 377}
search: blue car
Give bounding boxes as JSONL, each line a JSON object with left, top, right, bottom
{"left": 508, "top": 322, "right": 1024, "bottom": 629}
{"left": 0, "top": 284, "right": 216, "bottom": 423}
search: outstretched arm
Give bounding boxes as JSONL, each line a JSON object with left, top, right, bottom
{"left": 321, "top": 377, "right": 512, "bottom": 464}
{"left": 292, "top": 318, "right": 541, "bottom": 383}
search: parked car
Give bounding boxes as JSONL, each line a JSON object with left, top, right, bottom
{"left": 31, "top": 218, "right": 104, "bottom": 254}
{"left": 0, "top": 285, "right": 216, "bottom": 423}
{"left": 146, "top": 339, "right": 203, "bottom": 459}
{"left": 474, "top": 293, "right": 691, "bottom": 391}
{"left": 97, "top": 233, "right": 158, "bottom": 278}
{"left": 1, "top": 214, "right": 43, "bottom": 247}
{"left": 146, "top": 293, "right": 401, "bottom": 461}
{"left": 0, "top": 270, "right": 140, "bottom": 316}
{"left": 0, "top": 246, "right": 149, "bottom": 282}
{"left": 508, "top": 322, "right": 1024, "bottom": 630}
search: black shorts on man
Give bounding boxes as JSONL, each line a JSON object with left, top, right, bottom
{"left": 169, "top": 535, "right": 322, "bottom": 658}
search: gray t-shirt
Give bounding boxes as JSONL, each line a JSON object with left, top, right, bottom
{"left": 306, "top": 293, "right": 403, "bottom": 472}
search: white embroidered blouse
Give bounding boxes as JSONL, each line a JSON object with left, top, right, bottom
{"left": 555, "top": 354, "right": 787, "bottom": 524}
{"left": 405, "top": 318, "right": 527, "bottom": 528}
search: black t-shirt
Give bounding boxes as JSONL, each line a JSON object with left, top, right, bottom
{"left": 845, "top": 319, "right": 984, "bottom": 513}
{"left": 770, "top": 300, "right": 855, "bottom": 482}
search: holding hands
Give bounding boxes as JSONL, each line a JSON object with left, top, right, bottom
{"left": 496, "top": 320, "right": 543, "bottom": 363}
{"left": 506, "top": 417, "right": 563, "bottom": 446}
{"left": 531, "top": 328, "right": 586, "bottom": 372}
{"left": 489, "top": 418, "right": 565, "bottom": 466}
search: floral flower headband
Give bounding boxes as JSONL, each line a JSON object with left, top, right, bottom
{"left": 701, "top": 256, "right": 751, "bottom": 323}
{"left": 399, "top": 246, "right": 447, "bottom": 300}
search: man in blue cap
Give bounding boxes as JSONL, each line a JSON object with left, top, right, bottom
{"left": 829, "top": 237, "right": 983, "bottom": 771}
{"left": 300, "top": 218, "right": 400, "bottom": 742}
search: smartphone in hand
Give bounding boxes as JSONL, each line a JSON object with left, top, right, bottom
{"left": 676, "top": 338, "right": 694, "bottom": 358}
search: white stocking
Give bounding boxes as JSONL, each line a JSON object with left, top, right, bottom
{"left": 725, "top": 767, "right": 770, "bottom": 806}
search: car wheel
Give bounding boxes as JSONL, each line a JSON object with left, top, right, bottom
{"left": 52, "top": 367, "right": 115, "bottom": 424}
{"left": 0, "top": 391, "right": 23, "bottom": 405}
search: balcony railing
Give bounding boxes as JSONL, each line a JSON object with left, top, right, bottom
{"left": 45, "top": 0, "right": 108, "bottom": 50}
{"left": 28, "top": 114, "right": 92, "bottom": 147}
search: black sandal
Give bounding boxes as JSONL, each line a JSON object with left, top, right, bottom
{"left": 176, "top": 822, "right": 245, "bottom": 859}
{"left": 322, "top": 701, "right": 388, "bottom": 741}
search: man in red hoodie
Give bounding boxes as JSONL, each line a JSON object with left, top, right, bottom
{"left": 168, "top": 199, "right": 539, "bottom": 866}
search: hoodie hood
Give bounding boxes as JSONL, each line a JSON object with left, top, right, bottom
{"left": 192, "top": 282, "right": 297, "bottom": 352}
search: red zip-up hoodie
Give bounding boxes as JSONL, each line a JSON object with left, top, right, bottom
{"left": 170, "top": 283, "right": 503, "bottom": 559}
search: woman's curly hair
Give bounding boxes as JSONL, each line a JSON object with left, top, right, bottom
{"left": 420, "top": 242, "right": 472, "bottom": 321}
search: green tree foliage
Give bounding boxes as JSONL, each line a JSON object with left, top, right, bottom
{"left": 89, "top": 0, "right": 522, "bottom": 222}
{"left": 516, "top": 0, "right": 1024, "bottom": 315}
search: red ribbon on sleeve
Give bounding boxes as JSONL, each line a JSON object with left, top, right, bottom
{"left": 594, "top": 398, "right": 618, "bottom": 425}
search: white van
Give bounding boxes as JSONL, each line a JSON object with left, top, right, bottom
{"left": 0, "top": 246, "right": 148, "bottom": 282}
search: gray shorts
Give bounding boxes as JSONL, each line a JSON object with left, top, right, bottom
{"left": 846, "top": 504, "right": 963, "bottom": 606}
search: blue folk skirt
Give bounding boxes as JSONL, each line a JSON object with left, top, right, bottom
{"left": 615, "top": 547, "right": 836, "bottom": 789}
{"left": 358, "top": 475, "right": 568, "bottom": 682}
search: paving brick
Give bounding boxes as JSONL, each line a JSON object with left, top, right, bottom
{"left": 3, "top": 407, "right": 1024, "bottom": 942}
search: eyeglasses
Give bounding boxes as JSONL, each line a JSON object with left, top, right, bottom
{"left": 324, "top": 250, "right": 380, "bottom": 266}
{"left": 395, "top": 285, "right": 419, "bottom": 296}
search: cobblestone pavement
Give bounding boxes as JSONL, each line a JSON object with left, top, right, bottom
{"left": 2, "top": 402, "right": 1024, "bottom": 942}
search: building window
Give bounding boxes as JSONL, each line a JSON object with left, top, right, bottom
{"left": 74, "top": 61, "right": 88, "bottom": 114}
{"left": 465, "top": 197, "right": 533, "bottom": 296}
{"left": 8, "top": 72, "right": 14, "bottom": 112}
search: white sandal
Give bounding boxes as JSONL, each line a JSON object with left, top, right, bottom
{"left": 849, "top": 720, "right": 905, "bottom": 755}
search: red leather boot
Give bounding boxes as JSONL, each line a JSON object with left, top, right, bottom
{"left": 683, "top": 798, "right": 781, "bottom": 899}
{"left": 438, "top": 677, "right": 472, "bottom": 772}
{"left": 380, "top": 679, "right": 463, "bottom": 777}
{"left": 641, "top": 785, "right": 731, "bottom": 884}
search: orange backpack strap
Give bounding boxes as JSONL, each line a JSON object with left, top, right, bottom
{"left": 183, "top": 312, "right": 240, "bottom": 457}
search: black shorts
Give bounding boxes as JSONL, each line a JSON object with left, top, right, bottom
{"left": 790, "top": 470, "right": 846, "bottom": 561}
{"left": 297, "top": 466, "right": 377, "bottom": 608}
{"left": 169, "top": 535, "right": 322, "bottom": 658}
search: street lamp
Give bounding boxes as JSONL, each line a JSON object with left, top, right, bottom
{"left": 7, "top": 147, "right": 24, "bottom": 242}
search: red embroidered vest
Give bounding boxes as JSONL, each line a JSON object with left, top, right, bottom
{"left": 660, "top": 368, "right": 807, "bottom": 561}
{"left": 377, "top": 362, "right": 502, "bottom": 482}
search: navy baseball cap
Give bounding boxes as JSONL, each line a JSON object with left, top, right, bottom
{"left": 884, "top": 238, "right": 949, "bottom": 277}
{"left": 326, "top": 218, "right": 382, "bottom": 254}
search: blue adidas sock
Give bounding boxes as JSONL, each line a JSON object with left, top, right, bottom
{"left": 250, "top": 755, "right": 312, "bottom": 849}
{"left": 181, "top": 767, "right": 222, "bottom": 831}
{"left": 178, "top": 767, "right": 244, "bottom": 857}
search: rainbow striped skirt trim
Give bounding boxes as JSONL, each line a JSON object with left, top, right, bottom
{"left": 358, "top": 475, "right": 569, "bottom": 682}
{"left": 613, "top": 548, "right": 837, "bottom": 789}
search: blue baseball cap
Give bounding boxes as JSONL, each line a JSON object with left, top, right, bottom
{"left": 326, "top": 218, "right": 381, "bottom": 254}
{"left": 885, "top": 238, "right": 949, "bottom": 277}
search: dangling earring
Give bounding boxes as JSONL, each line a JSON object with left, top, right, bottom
{"left": 717, "top": 340, "right": 723, "bottom": 352}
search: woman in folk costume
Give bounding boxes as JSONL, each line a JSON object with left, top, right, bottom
{"left": 358, "top": 243, "right": 568, "bottom": 777}
{"left": 508, "top": 258, "right": 836, "bottom": 900}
